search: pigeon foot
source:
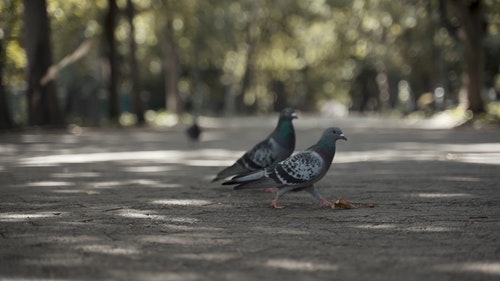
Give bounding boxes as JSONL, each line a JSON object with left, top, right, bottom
{"left": 271, "top": 199, "right": 285, "bottom": 209}
{"left": 319, "top": 198, "right": 333, "bottom": 208}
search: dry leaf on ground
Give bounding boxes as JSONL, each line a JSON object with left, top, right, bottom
{"left": 332, "top": 198, "right": 358, "bottom": 209}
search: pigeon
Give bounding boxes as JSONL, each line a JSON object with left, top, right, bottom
{"left": 186, "top": 121, "right": 202, "bottom": 142}
{"left": 223, "top": 127, "right": 347, "bottom": 208}
{"left": 212, "top": 107, "right": 297, "bottom": 182}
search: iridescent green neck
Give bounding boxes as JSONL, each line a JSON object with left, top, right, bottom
{"left": 271, "top": 117, "right": 295, "bottom": 149}
{"left": 315, "top": 137, "right": 336, "bottom": 161}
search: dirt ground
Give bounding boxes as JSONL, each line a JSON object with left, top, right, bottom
{"left": 1, "top": 115, "right": 499, "bottom": 281}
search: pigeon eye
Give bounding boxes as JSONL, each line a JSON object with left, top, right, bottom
{"left": 332, "top": 130, "right": 337, "bottom": 134}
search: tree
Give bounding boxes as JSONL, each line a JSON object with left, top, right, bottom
{"left": 163, "top": 18, "right": 182, "bottom": 115}
{"left": 23, "top": 0, "right": 63, "bottom": 126}
{"left": 0, "top": 30, "right": 13, "bottom": 129}
{"left": 126, "top": 0, "right": 145, "bottom": 124}
{"left": 439, "top": 0, "right": 486, "bottom": 113}
{"left": 104, "top": 0, "right": 120, "bottom": 122}
{"left": 0, "top": 0, "right": 15, "bottom": 130}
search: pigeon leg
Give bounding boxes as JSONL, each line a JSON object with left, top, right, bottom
{"left": 270, "top": 186, "right": 295, "bottom": 208}
{"left": 271, "top": 196, "right": 284, "bottom": 209}
{"left": 303, "top": 185, "right": 332, "bottom": 208}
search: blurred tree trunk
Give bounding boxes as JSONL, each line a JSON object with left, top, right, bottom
{"left": 126, "top": 0, "right": 144, "bottom": 124}
{"left": 0, "top": 32, "right": 13, "bottom": 129}
{"left": 163, "top": 19, "right": 182, "bottom": 115}
{"left": 235, "top": 44, "right": 255, "bottom": 114}
{"left": 440, "top": 0, "right": 486, "bottom": 113}
{"left": 23, "top": 0, "right": 63, "bottom": 126}
{"left": 104, "top": 0, "right": 120, "bottom": 122}
{"left": 455, "top": 0, "right": 485, "bottom": 113}
{"left": 192, "top": 15, "right": 204, "bottom": 118}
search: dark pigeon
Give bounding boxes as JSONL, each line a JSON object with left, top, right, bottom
{"left": 186, "top": 121, "right": 202, "bottom": 142}
{"left": 223, "top": 127, "right": 347, "bottom": 208}
{"left": 212, "top": 107, "right": 297, "bottom": 182}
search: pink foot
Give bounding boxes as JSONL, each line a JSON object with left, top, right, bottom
{"left": 319, "top": 198, "right": 333, "bottom": 208}
{"left": 271, "top": 199, "right": 284, "bottom": 209}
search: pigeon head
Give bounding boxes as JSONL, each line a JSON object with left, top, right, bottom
{"left": 280, "top": 107, "right": 298, "bottom": 120}
{"left": 323, "top": 127, "right": 347, "bottom": 142}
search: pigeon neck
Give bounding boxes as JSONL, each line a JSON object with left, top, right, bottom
{"left": 275, "top": 118, "right": 294, "bottom": 140}
{"left": 315, "top": 139, "right": 336, "bottom": 162}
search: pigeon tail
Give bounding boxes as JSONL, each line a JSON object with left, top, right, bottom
{"left": 222, "top": 170, "right": 265, "bottom": 185}
{"left": 232, "top": 177, "right": 280, "bottom": 190}
{"left": 212, "top": 163, "right": 251, "bottom": 182}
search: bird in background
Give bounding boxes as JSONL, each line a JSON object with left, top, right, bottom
{"left": 223, "top": 127, "right": 347, "bottom": 208}
{"left": 212, "top": 107, "right": 298, "bottom": 182}
{"left": 186, "top": 120, "right": 202, "bottom": 142}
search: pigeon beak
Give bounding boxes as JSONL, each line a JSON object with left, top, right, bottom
{"left": 291, "top": 112, "right": 298, "bottom": 119}
{"left": 340, "top": 134, "right": 347, "bottom": 141}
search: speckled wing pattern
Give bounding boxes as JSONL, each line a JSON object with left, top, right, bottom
{"left": 267, "top": 150, "right": 324, "bottom": 186}
{"left": 238, "top": 138, "right": 280, "bottom": 170}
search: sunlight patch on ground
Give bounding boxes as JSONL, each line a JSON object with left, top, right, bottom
{"left": 84, "top": 180, "right": 181, "bottom": 189}
{"left": 352, "top": 224, "right": 456, "bottom": 232}
{"left": 414, "top": 193, "right": 471, "bottom": 198}
{"left": 263, "top": 258, "right": 338, "bottom": 271}
{"left": 17, "top": 149, "right": 244, "bottom": 167}
{"left": 117, "top": 208, "right": 160, "bottom": 219}
{"left": 129, "top": 179, "right": 164, "bottom": 186}
{"left": 139, "top": 234, "right": 232, "bottom": 246}
{"left": 184, "top": 159, "right": 235, "bottom": 166}
{"left": 21, "top": 145, "right": 500, "bottom": 169}
{"left": 174, "top": 252, "right": 239, "bottom": 262}
{"left": 122, "top": 166, "right": 175, "bottom": 173}
{"left": 117, "top": 208, "right": 199, "bottom": 224}
{"left": 76, "top": 244, "right": 140, "bottom": 256}
{"left": 1, "top": 276, "right": 75, "bottom": 281}
{"left": 352, "top": 224, "right": 398, "bottom": 230}
{"left": 167, "top": 217, "right": 200, "bottom": 224}
{"left": 88, "top": 181, "right": 122, "bottom": 187}
{"left": 160, "top": 224, "right": 225, "bottom": 232}
{"left": 51, "top": 189, "right": 89, "bottom": 194}
{"left": 437, "top": 176, "right": 482, "bottom": 182}
{"left": 151, "top": 199, "right": 213, "bottom": 206}
{"left": 51, "top": 172, "right": 101, "bottom": 178}
{"left": 337, "top": 150, "right": 500, "bottom": 165}
{"left": 0, "top": 212, "right": 64, "bottom": 222}
{"left": 436, "top": 262, "right": 500, "bottom": 275}
{"left": 45, "top": 235, "right": 102, "bottom": 244}
{"left": 457, "top": 153, "right": 500, "bottom": 165}
{"left": 25, "top": 181, "right": 75, "bottom": 187}
{"left": 405, "top": 226, "right": 456, "bottom": 232}
{"left": 18, "top": 151, "right": 184, "bottom": 165}
{"left": 117, "top": 272, "right": 202, "bottom": 281}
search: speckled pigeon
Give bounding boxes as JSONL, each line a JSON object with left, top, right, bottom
{"left": 223, "top": 127, "right": 347, "bottom": 208}
{"left": 212, "top": 107, "right": 297, "bottom": 182}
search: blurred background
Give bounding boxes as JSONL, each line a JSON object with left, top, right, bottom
{"left": 0, "top": 0, "right": 499, "bottom": 129}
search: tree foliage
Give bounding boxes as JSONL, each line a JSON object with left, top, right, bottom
{"left": 1, "top": 0, "right": 499, "bottom": 127}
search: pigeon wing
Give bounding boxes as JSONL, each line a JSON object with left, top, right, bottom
{"left": 232, "top": 151, "right": 324, "bottom": 190}
{"left": 268, "top": 150, "right": 324, "bottom": 186}
{"left": 238, "top": 138, "right": 279, "bottom": 170}
{"left": 213, "top": 138, "right": 277, "bottom": 182}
